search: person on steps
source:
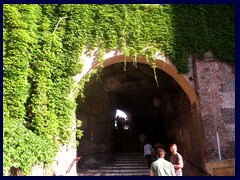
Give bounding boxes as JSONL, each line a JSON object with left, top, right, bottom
{"left": 144, "top": 139, "right": 154, "bottom": 169}
{"left": 150, "top": 147, "right": 175, "bottom": 176}
{"left": 170, "top": 143, "right": 184, "bottom": 176}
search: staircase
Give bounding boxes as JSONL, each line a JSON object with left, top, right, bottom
{"left": 78, "top": 152, "right": 150, "bottom": 176}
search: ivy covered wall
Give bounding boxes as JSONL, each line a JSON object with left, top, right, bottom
{"left": 3, "top": 4, "right": 235, "bottom": 175}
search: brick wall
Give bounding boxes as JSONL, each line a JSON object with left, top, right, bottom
{"left": 195, "top": 54, "right": 235, "bottom": 162}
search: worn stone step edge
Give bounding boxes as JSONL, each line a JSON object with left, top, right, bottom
{"left": 79, "top": 165, "right": 148, "bottom": 171}
{"left": 85, "top": 169, "right": 149, "bottom": 173}
{"left": 78, "top": 172, "right": 149, "bottom": 176}
{"left": 112, "top": 161, "right": 146, "bottom": 164}
{"left": 112, "top": 159, "right": 147, "bottom": 161}
{"left": 114, "top": 155, "right": 145, "bottom": 157}
{"left": 100, "top": 166, "right": 148, "bottom": 169}
{"left": 111, "top": 163, "right": 148, "bottom": 166}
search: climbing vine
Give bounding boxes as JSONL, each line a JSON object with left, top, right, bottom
{"left": 3, "top": 4, "right": 235, "bottom": 175}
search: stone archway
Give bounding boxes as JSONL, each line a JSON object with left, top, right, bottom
{"left": 75, "top": 52, "right": 207, "bottom": 175}
{"left": 102, "top": 55, "right": 197, "bottom": 105}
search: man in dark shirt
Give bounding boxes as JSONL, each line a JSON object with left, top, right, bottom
{"left": 170, "top": 143, "right": 184, "bottom": 176}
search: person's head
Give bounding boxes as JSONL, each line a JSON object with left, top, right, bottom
{"left": 155, "top": 147, "right": 166, "bottom": 158}
{"left": 154, "top": 143, "right": 165, "bottom": 149}
{"left": 170, "top": 143, "right": 178, "bottom": 154}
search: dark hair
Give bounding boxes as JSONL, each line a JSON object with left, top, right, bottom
{"left": 154, "top": 143, "right": 165, "bottom": 151}
{"left": 155, "top": 148, "right": 166, "bottom": 157}
{"left": 170, "top": 143, "right": 177, "bottom": 148}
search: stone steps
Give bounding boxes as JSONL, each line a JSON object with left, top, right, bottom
{"left": 78, "top": 172, "right": 149, "bottom": 176}
{"left": 78, "top": 152, "right": 149, "bottom": 176}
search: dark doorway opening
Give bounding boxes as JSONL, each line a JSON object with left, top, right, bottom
{"left": 76, "top": 62, "right": 204, "bottom": 175}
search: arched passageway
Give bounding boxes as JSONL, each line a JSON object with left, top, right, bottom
{"left": 76, "top": 59, "right": 206, "bottom": 175}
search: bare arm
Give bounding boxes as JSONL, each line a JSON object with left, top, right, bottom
{"left": 173, "top": 155, "right": 183, "bottom": 169}
{"left": 173, "top": 162, "right": 183, "bottom": 170}
{"left": 150, "top": 170, "right": 154, "bottom": 176}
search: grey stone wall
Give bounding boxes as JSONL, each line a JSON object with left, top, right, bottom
{"left": 195, "top": 55, "right": 235, "bottom": 162}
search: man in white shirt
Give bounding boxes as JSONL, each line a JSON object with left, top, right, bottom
{"left": 150, "top": 147, "right": 175, "bottom": 176}
{"left": 144, "top": 139, "right": 154, "bottom": 169}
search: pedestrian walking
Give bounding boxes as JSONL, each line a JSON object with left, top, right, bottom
{"left": 170, "top": 143, "right": 184, "bottom": 176}
{"left": 150, "top": 147, "right": 175, "bottom": 176}
{"left": 144, "top": 139, "right": 154, "bottom": 169}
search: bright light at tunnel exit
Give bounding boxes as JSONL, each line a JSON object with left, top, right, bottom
{"left": 115, "top": 109, "right": 128, "bottom": 119}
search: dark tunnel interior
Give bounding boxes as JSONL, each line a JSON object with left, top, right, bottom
{"left": 76, "top": 62, "right": 189, "bottom": 156}
{"left": 75, "top": 61, "right": 208, "bottom": 176}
